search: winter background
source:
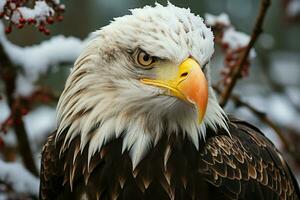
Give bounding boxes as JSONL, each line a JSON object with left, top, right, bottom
{"left": 0, "top": 0, "right": 299, "bottom": 199}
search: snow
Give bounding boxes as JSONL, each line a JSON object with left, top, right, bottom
{"left": 11, "top": 1, "right": 54, "bottom": 24}
{"left": 24, "top": 106, "right": 56, "bottom": 145}
{"left": 0, "top": 24, "right": 84, "bottom": 81}
{"left": 261, "top": 126, "right": 282, "bottom": 148}
{"left": 0, "top": 100, "right": 10, "bottom": 124}
{"left": 286, "top": 87, "right": 300, "bottom": 106}
{"left": 204, "top": 13, "right": 256, "bottom": 58}
{"left": 0, "top": 194, "right": 7, "bottom": 200}
{"left": 0, "top": 0, "right": 5, "bottom": 13}
{"left": 1, "top": 106, "right": 56, "bottom": 147}
{"left": 270, "top": 51, "right": 300, "bottom": 86}
{"left": 15, "top": 74, "right": 35, "bottom": 97}
{"left": 0, "top": 159, "right": 39, "bottom": 195}
{"left": 7, "top": 35, "right": 83, "bottom": 81}
{"left": 267, "top": 95, "right": 299, "bottom": 127}
{"left": 223, "top": 28, "right": 250, "bottom": 49}
{"left": 54, "top": 0, "right": 61, "bottom": 4}
{"left": 246, "top": 94, "right": 300, "bottom": 127}
{"left": 287, "top": 0, "right": 300, "bottom": 17}
{"left": 223, "top": 28, "right": 256, "bottom": 58}
{"left": 0, "top": 21, "right": 85, "bottom": 96}
{"left": 205, "top": 13, "right": 231, "bottom": 26}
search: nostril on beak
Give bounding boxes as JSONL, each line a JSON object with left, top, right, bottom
{"left": 180, "top": 72, "right": 189, "bottom": 78}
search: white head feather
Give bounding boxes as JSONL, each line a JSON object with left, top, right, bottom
{"left": 56, "top": 3, "right": 228, "bottom": 169}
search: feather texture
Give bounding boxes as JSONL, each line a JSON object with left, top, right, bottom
{"left": 55, "top": 3, "right": 228, "bottom": 167}
{"left": 40, "top": 117, "right": 300, "bottom": 200}
{"left": 40, "top": 3, "right": 299, "bottom": 200}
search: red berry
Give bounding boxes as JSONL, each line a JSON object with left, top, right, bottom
{"left": 0, "top": 138, "right": 4, "bottom": 147}
{"left": 28, "top": 18, "right": 37, "bottom": 24}
{"left": 46, "top": 16, "right": 54, "bottom": 24}
{"left": 6, "top": 118, "right": 13, "bottom": 126}
{"left": 19, "top": 17, "right": 26, "bottom": 24}
{"left": 38, "top": 25, "right": 45, "bottom": 32}
{"left": 17, "top": 23, "right": 24, "bottom": 29}
{"left": 0, "top": 12, "right": 4, "bottom": 18}
{"left": 57, "top": 15, "right": 64, "bottom": 21}
{"left": 20, "top": 108, "right": 28, "bottom": 115}
{"left": 44, "top": 29, "right": 50, "bottom": 35}
{"left": 5, "top": 26, "right": 12, "bottom": 34}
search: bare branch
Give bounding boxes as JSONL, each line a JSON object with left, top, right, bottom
{"left": 219, "top": 0, "right": 271, "bottom": 107}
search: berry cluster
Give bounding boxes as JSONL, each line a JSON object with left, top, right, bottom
{"left": 0, "top": 88, "right": 56, "bottom": 136}
{"left": 209, "top": 22, "right": 251, "bottom": 86}
{"left": 0, "top": 0, "right": 65, "bottom": 35}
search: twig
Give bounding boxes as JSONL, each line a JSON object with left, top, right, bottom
{"left": 219, "top": 0, "right": 271, "bottom": 107}
{"left": 0, "top": 44, "right": 38, "bottom": 176}
{"left": 214, "top": 86, "right": 294, "bottom": 154}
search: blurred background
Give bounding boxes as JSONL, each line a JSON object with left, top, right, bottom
{"left": 0, "top": 0, "right": 299, "bottom": 199}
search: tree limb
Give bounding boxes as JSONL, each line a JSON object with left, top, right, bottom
{"left": 0, "top": 44, "right": 38, "bottom": 176}
{"left": 219, "top": 0, "right": 271, "bottom": 107}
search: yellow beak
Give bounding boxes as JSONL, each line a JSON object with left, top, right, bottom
{"left": 140, "top": 58, "right": 208, "bottom": 124}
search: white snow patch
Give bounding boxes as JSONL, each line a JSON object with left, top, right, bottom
{"left": 0, "top": 100, "right": 10, "bottom": 124}
{"left": 15, "top": 74, "right": 35, "bottom": 97}
{"left": 1, "top": 106, "right": 56, "bottom": 147}
{"left": 0, "top": 22, "right": 84, "bottom": 82}
{"left": 267, "top": 95, "right": 298, "bottom": 125}
{"left": 223, "top": 27, "right": 249, "bottom": 49}
{"left": 54, "top": 0, "right": 61, "bottom": 4}
{"left": 223, "top": 28, "right": 256, "bottom": 58}
{"left": 205, "top": 13, "right": 231, "bottom": 26}
{"left": 0, "top": 159, "right": 39, "bottom": 195}
{"left": 0, "top": 194, "right": 7, "bottom": 200}
{"left": 0, "top": 130, "right": 15, "bottom": 147}
{"left": 287, "top": 0, "right": 300, "bottom": 17}
{"left": 232, "top": 104, "right": 282, "bottom": 148}
{"left": 270, "top": 52, "right": 300, "bottom": 86}
{"left": 204, "top": 13, "right": 256, "bottom": 59}
{"left": 24, "top": 106, "right": 56, "bottom": 144}
{"left": 0, "top": 0, "right": 5, "bottom": 13}
{"left": 286, "top": 87, "right": 300, "bottom": 106}
{"left": 11, "top": 1, "right": 54, "bottom": 24}
{"left": 0, "top": 20, "right": 85, "bottom": 97}
{"left": 13, "top": 35, "right": 83, "bottom": 81}
{"left": 246, "top": 94, "right": 300, "bottom": 130}
{"left": 261, "top": 126, "right": 282, "bottom": 148}
{"left": 233, "top": 106, "right": 257, "bottom": 122}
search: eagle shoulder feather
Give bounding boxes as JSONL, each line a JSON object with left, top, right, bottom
{"left": 39, "top": 117, "right": 300, "bottom": 200}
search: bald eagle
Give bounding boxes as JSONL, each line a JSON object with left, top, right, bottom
{"left": 40, "top": 3, "right": 300, "bottom": 200}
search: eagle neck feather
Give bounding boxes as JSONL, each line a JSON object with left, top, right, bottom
{"left": 56, "top": 80, "right": 228, "bottom": 169}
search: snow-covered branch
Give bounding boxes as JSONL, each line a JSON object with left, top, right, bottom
{"left": 0, "top": 22, "right": 84, "bottom": 82}
{"left": 0, "top": 159, "right": 39, "bottom": 196}
{"left": 0, "top": 21, "right": 85, "bottom": 98}
{"left": 205, "top": 0, "right": 271, "bottom": 107}
{"left": 0, "top": 0, "right": 65, "bottom": 34}
{"left": 204, "top": 13, "right": 256, "bottom": 87}
{"left": 0, "top": 10, "right": 85, "bottom": 179}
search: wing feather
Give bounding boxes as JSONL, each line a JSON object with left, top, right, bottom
{"left": 198, "top": 117, "right": 299, "bottom": 199}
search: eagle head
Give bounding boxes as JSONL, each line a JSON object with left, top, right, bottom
{"left": 56, "top": 3, "right": 228, "bottom": 168}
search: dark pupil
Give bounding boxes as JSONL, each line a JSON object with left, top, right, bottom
{"left": 143, "top": 54, "right": 150, "bottom": 62}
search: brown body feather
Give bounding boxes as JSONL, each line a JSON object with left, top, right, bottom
{"left": 40, "top": 117, "right": 300, "bottom": 200}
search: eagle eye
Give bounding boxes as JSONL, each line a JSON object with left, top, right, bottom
{"left": 135, "top": 50, "right": 156, "bottom": 68}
